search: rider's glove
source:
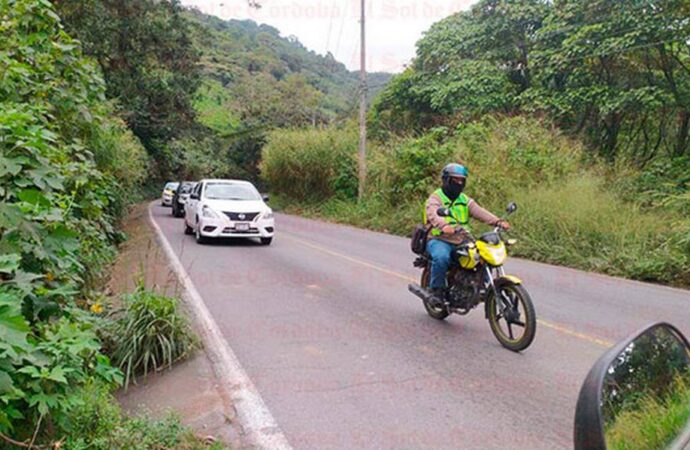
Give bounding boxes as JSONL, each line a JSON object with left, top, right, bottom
{"left": 496, "top": 220, "right": 511, "bottom": 231}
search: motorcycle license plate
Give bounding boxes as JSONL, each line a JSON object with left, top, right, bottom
{"left": 236, "top": 223, "right": 249, "bottom": 231}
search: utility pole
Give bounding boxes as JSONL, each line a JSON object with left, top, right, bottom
{"left": 358, "top": 0, "right": 367, "bottom": 201}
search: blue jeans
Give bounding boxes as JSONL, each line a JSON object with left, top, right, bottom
{"left": 426, "top": 239, "right": 454, "bottom": 289}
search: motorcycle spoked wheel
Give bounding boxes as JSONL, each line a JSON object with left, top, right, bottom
{"left": 420, "top": 266, "right": 450, "bottom": 320}
{"left": 487, "top": 281, "right": 536, "bottom": 352}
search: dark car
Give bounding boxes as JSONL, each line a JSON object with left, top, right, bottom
{"left": 171, "top": 181, "right": 197, "bottom": 218}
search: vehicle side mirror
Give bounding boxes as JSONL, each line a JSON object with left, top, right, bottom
{"left": 574, "top": 323, "right": 690, "bottom": 450}
{"left": 190, "top": 192, "right": 199, "bottom": 200}
{"left": 506, "top": 202, "right": 517, "bottom": 214}
{"left": 262, "top": 194, "right": 270, "bottom": 202}
{"left": 436, "top": 207, "right": 450, "bottom": 217}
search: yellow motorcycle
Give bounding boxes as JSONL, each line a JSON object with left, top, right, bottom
{"left": 408, "top": 202, "right": 536, "bottom": 352}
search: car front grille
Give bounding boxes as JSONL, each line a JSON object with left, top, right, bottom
{"left": 223, "top": 211, "right": 260, "bottom": 221}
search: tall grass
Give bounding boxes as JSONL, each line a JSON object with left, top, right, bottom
{"left": 262, "top": 117, "right": 690, "bottom": 286}
{"left": 104, "top": 286, "right": 198, "bottom": 388}
{"left": 260, "top": 127, "right": 359, "bottom": 201}
{"left": 605, "top": 373, "right": 690, "bottom": 450}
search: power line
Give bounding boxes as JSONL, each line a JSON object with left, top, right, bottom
{"left": 334, "top": 0, "right": 347, "bottom": 59}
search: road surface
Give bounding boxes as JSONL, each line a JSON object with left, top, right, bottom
{"left": 150, "top": 205, "right": 689, "bottom": 450}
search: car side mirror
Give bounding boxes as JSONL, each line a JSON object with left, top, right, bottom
{"left": 262, "top": 194, "right": 270, "bottom": 202}
{"left": 436, "top": 207, "right": 450, "bottom": 217}
{"left": 190, "top": 192, "right": 199, "bottom": 200}
{"left": 574, "top": 322, "right": 690, "bottom": 450}
{"left": 506, "top": 202, "right": 517, "bottom": 214}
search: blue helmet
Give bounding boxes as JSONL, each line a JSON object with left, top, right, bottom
{"left": 441, "top": 163, "right": 468, "bottom": 181}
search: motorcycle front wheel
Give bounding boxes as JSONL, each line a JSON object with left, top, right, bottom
{"left": 421, "top": 266, "right": 449, "bottom": 320}
{"left": 486, "top": 280, "right": 536, "bottom": 352}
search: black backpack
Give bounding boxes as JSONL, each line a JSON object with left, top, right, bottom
{"left": 410, "top": 223, "right": 431, "bottom": 255}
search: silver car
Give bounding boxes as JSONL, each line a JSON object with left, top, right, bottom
{"left": 160, "top": 182, "right": 179, "bottom": 207}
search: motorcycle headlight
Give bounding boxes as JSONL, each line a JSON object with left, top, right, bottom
{"left": 263, "top": 210, "right": 274, "bottom": 220}
{"left": 489, "top": 246, "right": 506, "bottom": 264}
{"left": 201, "top": 205, "right": 220, "bottom": 219}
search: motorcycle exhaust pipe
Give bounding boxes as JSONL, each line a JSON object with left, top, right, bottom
{"left": 408, "top": 283, "right": 432, "bottom": 302}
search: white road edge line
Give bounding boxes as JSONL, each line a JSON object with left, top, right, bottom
{"left": 147, "top": 203, "right": 292, "bottom": 450}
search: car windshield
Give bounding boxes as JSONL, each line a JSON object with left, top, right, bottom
{"left": 165, "top": 182, "right": 179, "bottom": 191}
{"left": 204, "top": 183, "right": 260, "bottom": 201}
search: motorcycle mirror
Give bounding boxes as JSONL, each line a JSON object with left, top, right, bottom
{"left": 436, "top": 207, "right": 451, "bottom": 217}
{"left": 574, "top": 322, "right": 690, "bottom": 450}
{"left": 506, "top": 202, "right": 518, "bottom": 214}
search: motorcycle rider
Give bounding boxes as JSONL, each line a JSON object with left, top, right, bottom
{"left": 424, "top": 163, "right": 510, "bottom": 303}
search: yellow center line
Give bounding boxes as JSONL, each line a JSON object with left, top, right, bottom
{"left": 282, "top": 232, "right": 614, "bottom": 348}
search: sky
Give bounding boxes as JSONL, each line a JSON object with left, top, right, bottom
{"left": 180, "top": 0, "right": 474, "bottom": 73}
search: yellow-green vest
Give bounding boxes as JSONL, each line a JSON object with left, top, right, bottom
{"left": 425, "top": 189, "right": 470, "bottom": 236}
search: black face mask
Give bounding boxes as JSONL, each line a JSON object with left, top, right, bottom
{"left": 442, "top": 179, "right": 465, "bottom": 200}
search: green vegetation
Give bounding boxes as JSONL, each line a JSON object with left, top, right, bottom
{"left": 184, "top": 8, "right": 391, "bottom": 132}
{"left": 63, "top": 382, "right": 226, "bottom": 450}
{"left": 261, "top": 127, "right": 359, "bottom": 201}
{"left": 54, "top": 0, "right": 220, "bottom": 181}
{"left": 0, "top": 1, "right": 207, "bottom": 446}
{"left": 263, "top": 117, "right": 690, "bottom": 286}
{"left": 372, "top": 0, "right": 690, "bottom": 162}
{"left": 104, "top": 286, "right": 198, "bottom": 389}
{"left": 1, "top": 0, "right": 138, "bottom": 440}
{"left": 181, "top": 8, "right": 391, "bottom": 183}
{"left": 263, "top": 0, "right": 690, "bottom": 287}
{"left": 605, "top": 372, "right": 690, "bottom": 450}
{"left": 2, "top": 0, "right": 687, "bottom": 442}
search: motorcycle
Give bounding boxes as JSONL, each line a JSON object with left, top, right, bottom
{"left": 408, "top": 202, "right": 537, "bottom": 352}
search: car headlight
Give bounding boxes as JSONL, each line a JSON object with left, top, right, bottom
{"left": 263, "top": 210, "right": 274, "bottom": 220}
{"left": 201, "top": 205, "right": 220, "bottom": 219}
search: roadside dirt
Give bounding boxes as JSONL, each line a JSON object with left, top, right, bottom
{"left": 108, "top": 203, "right": 243, "bottom": 448}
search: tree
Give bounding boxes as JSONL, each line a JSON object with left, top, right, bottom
{"left": 56, "top": 0, "right": 201, "bottom": 155}
{"left": 527, "top": 0, "right": 690, "bottom": 161}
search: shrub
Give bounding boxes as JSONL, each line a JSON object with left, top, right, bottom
{"left": 105, "top": 286, "right": 197, "bottom": 388}
{"left": 0, "top": 300, "right": 122, "bottom": 442}
{"left": 263, "top": 116, "right": 690, "bottom": 286}
{"left": 63, "top": 382, "right": 228, "bottom": 450}
{"left": 260, "top": 127, "right": 359, "bottom": 201}
{"left": 0, "top": 0, "right": 146, "bottom": 440}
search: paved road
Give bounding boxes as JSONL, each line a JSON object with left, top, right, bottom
{"left": 150, "top": 205, "right": 689, "bottom": 450}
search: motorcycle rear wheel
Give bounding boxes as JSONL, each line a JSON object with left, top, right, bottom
{"left": 487, "top": 280, "right": 536, "bottom": 352}
{"left": 421, "top": 266, "right": 449, "bottom": 320}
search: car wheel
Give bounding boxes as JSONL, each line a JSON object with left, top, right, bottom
{"left": 260, "top": 237, "right": 273, "bottom": 246}
{"left": 195, "top": 225, "right": 207, "bottom": 244}
{"left": 184, "top": 219, "right": 193, "bottom": 235}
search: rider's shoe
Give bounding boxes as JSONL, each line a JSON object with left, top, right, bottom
{"left": 427, "top": 287, "right": 446, "bottom": 307}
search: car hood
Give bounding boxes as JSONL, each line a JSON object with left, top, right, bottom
{"left": 204, "top": 199, "right": 267, "bottom": 213}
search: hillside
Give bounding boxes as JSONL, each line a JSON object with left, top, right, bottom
{"left": 183, "top": 8, "right": 392, "bottom": 134}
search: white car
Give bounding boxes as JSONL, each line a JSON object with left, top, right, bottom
{"left": 184, "top": 179, "right": 275, "bottom": 245}
{"left": 161, "top": 181, "right": 179, "bottom": 207}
